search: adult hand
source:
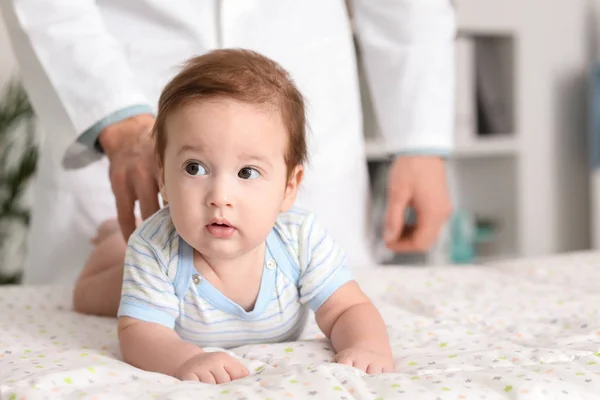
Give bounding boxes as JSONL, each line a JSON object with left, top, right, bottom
{"left": 383, "top": 156, "right": 452, "bottom": 253}
{"left": 98, "top": 114, "right": 159, "bottom": 241}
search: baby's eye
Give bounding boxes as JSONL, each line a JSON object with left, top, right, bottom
{"left": 185, "top": 162, "right": 207, "bottom": 176}
{"left": 238, "top": 167, "right": 261, "bottom": 180}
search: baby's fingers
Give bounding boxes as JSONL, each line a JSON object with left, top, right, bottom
{"left": 211, "top": 366, "right": 232, "bottom": 384}
{"left": 179, "top": 372, "right": 201, "bottom": 382}
{"left": 334, "top": 354, "right": 368, "bottom": 372}
{"left": 333, "top": 353, "right": 354, "bottom": 367}
{"left": 224, "top": 361, "right": 249, "bottom": 381}
{"left": 197, "top": 370, "right": 217, "bottom": 384}
{"left": 351, "top": 358, "right": 370, "bottom": 373}
{"left": 366, "top": 363, "right": 384, "bottom": 375}
{"left": 383, "top": 363, "right": 395, "bottom": 373}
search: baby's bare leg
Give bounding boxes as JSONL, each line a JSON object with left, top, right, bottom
{"left": 73, "top": 220, "right": 127, "bottom": 317}
{"left": 73, "top": 261, "right": 124, "bottom": 317}
{"left": 90, "top": 219, "right": 121, "bottom": 246}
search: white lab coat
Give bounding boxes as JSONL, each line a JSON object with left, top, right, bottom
{"left": 0, "top": 0, "right": 455, "bottom": 284}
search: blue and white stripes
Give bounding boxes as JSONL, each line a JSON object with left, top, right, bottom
{"left": 117, "top": 206, "right": 353, "bottom": 349}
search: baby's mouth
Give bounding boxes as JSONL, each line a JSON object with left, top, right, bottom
{"left": 206, "top": 220, "right": 236, "bottom": 238}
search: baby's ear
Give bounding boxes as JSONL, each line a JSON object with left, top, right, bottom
{"left": 280, "top": 165, "right": 303, "bottom": 212}
{"left": 158, "top": 165, "right": 168, "bottom": 205}
{"left": 160, "top": 194, "right": 169, "bottom": 208}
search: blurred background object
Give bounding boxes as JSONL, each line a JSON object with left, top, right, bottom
{"left": 367, "top": 0, "right": 593, "bottom": 266}
{"left": 0, "top": 10, "right": 37, "bottom": 283}
{"left": 0, "top": 82, "right": 37, "bottom": 283}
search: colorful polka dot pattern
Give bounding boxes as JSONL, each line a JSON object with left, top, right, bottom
{"left": 1, "top": 251, "right": 600, "bottom": 399}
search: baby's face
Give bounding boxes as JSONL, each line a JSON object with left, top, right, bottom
{"left": 160, "top": 98, "right": 302, "bottom": 260}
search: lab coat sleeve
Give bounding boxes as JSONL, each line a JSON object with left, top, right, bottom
{"left": 351, "top": 0, "right": 456, "bottom": 155}
{"left": 1, "top": 0, "right": 152, "bottom": 158}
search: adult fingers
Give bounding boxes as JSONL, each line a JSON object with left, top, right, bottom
{"left": 383, "top": 185, "right": 411, "bottom": 245}
{"left": 135, "top": 169, "right": 160, "bottom": 220}
{"left": 111, "top": 168, "right": 137, "bottom": 241}
{"left": 387, "top": 207, "right": 444, "bottom": 253}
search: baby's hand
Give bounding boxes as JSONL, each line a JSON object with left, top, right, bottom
{"left": 333, "top": 348, "right": 395, "bottom": 374}
{"left": 175, "top": 351, "right": 249, "bottom": 383}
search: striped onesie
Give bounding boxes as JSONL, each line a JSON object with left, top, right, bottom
{"left": 117, "top": 206, "right": 354, "bottom": 349}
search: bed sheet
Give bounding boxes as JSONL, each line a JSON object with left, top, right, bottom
{"left": 1, "top": 251, "right": 600, "bottom": 399}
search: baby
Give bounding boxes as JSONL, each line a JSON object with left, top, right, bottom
{"left": 87, "top": 49, "right": 394, "bottom": 383}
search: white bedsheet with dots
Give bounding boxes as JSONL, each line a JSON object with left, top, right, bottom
{"left": 1, "top": 252, "right": 600, "bottom": 399}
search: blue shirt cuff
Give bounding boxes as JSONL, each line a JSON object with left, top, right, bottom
{"left": 307, "top": 266, "right": 354, "bottom": 312}
{"left": 117, "top": 301, "right": 176, "bottom": 329}
{"left": 77, "top": 104, "right": 155, "bottom": 153}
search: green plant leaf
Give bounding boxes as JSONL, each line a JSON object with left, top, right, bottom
{"left": 0, "top": 78, "right": 36, "bottom": 285}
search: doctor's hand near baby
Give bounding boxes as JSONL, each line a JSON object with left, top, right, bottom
{"left": 97, "top": 114, "right": 159, "bottom": 240}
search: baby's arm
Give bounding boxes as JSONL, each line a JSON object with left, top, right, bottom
{"left": 293, "top": 213, "right": 394, "bottom": 374}
{"left": 118, "top": 317, "right": 248, "bottom": 382}
{"left": 315, "top": 281, "right": 394, "bottom": 374}
{"left": 118, "top": 317, "right": 202, "bottom": 375}
{"left": 117, "top": 220, "right": 247, "bottom": 383}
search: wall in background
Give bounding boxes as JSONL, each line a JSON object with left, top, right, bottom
{"left": 366, "top": 0, "right": 593, "bottom": 264}
{"left": 586, "top": 0, "right": 600, "bottom": 248}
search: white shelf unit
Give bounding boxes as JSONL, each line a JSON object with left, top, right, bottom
{"left": 362, "top": 0, "right": 591, "bottom": 265}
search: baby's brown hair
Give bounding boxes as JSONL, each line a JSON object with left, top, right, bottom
{"left": 152, "top": 49, "right": 308, "bottom": 177}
